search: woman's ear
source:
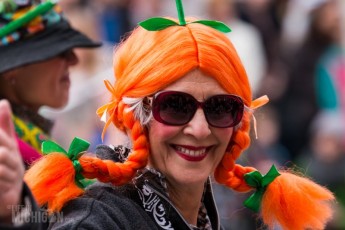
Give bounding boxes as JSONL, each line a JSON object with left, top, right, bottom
{"left": 1, "top": 68, "right": 18, "bottom": 84}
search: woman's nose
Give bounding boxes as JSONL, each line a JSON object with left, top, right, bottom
{"left": 183, "top": 108, "right": 211, "bottom": 139}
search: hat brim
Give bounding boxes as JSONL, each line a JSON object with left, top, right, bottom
{"left": 0, "top": 19, "right": 102, "bottom": 73}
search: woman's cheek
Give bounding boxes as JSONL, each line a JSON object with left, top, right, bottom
{"left": 149, "top": 121, "right": 181, "bottom": 141}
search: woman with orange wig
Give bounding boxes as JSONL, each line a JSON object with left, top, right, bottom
{"left": 0, "top": 0, "right": 335, "bottom": 229}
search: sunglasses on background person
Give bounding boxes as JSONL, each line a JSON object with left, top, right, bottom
{"left": 146, "top": 91, "right": 244, "bottom": 128}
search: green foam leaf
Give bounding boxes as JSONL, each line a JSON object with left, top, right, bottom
{"left": 139, "top": 17, "right": 179, "bottom": 31}
{"left": 191, "top": 20, "right": 231, "bottom": 33}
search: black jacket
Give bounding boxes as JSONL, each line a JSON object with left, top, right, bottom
{"left": 50, "top": 170, "right": 222, "bottom": 230}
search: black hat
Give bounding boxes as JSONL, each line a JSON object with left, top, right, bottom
{"left": 0, "top": 0, "right": 101, "bottom": 73}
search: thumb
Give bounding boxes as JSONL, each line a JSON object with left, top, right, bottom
{"left": 0, "top": 99, "right": 16, "bottom": 139}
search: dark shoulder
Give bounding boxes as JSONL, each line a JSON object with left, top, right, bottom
{"left": 86, "top": 181, "right": 137, "bottom": 201}
{"left": 49, "top": 183, "right": 157, "bottom": 230}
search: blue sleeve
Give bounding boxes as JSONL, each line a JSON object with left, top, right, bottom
{"left": 315, "top": 63, "right": 338, "bottom": 110}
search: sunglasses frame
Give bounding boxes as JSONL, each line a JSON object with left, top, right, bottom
{"left": 145, "top": 91, "right": 244, "bottom": 128}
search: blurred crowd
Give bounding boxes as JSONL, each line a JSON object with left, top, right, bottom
{"left": 40, "top": 0, "right": 345, "bottom": 229}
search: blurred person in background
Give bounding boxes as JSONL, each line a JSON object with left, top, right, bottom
{"left": 313, "top": 0, "right": 345, "bottom": 120}
{"left": 275, "top": 0, "right": 343, "bottom": 160}
{"left": 42, "top": 0, "right": 120, "bottom": 150}
{"left": 0, "top": 0, "right": 101, "bottom": 167}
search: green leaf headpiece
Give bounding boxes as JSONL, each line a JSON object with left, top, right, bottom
{"left": 139, "top": 0, "right": 231, "bottom": 33}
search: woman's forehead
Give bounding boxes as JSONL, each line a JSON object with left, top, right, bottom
{"left": 162, "top": 70, "right": 228, "bottom": 97}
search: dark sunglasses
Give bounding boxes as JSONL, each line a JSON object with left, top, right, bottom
{"left": 147, "top": 91, "right": 244, "bottom": 128}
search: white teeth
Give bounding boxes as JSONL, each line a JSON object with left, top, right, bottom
{"left": 176, "top": 146, "right": 206, "bottom": 157}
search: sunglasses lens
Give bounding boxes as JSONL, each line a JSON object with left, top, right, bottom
{"left": 152, "top": 91, "right": 244, "bottom": 128}
{"left": 204, "top": 95, "right": 244, "bottom": 128}
{"left": 153, "top": 92, "right": 196, "bottom": 125}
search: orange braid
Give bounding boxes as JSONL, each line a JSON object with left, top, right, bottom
{"left": 24, "top": 153, "right": 84, "bottom": 213}
{"left": 81, "top": 108, "right": 149, "bottom": 186}
{"left": 214, "top": 112, "right": 255, "bottom": 192}
{"left": 25, "top": 107, "right": 149, "bottom": 212}
{"left": 262, "top": 171, "right": 334, "bottom": 230}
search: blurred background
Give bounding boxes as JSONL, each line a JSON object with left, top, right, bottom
{"left": 40, "top": 0, "right": 345, "bottom": 229}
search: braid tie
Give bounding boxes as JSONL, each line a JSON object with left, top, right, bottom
{"left": 40, "top": 137, "right": 90, "bottom": 188}
{"left": 243, "top": 165, "right": 280, "bottom": 212}
{"left": 25, "top": 137, "right": 91, "bottom": 213}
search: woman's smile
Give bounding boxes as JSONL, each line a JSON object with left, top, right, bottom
{"left": 173, "top": 144, "right": 209, "bottom": 162}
